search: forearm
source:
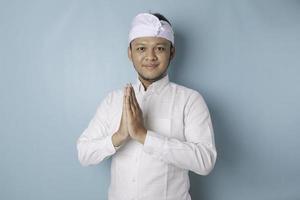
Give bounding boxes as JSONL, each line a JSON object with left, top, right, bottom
{"left": 77, "top": 134, "right": 116, "bottom": 166}
{"left": 143, "top": 131, "right": 217, "bottom": 175}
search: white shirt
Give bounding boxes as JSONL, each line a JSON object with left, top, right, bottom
{"left": 77, "top": 75, "right": 217, "bottom": 200}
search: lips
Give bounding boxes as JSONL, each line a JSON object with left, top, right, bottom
{"left": 143, "top": 63, "right": 159, "bottom": 68}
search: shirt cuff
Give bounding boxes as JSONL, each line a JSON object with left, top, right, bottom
{"left": 143, "top": 130, "right": 167, "bottom": 158}
{"left": 105, "top": 134, "right": 118, "bottom": 155}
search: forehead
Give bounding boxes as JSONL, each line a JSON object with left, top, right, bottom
{"left": 131, "top": 37, "right": 171, "bottom": 46}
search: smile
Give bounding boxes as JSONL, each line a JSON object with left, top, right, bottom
{"left": 143, "top": 64, "right": 159, "bottom": 68}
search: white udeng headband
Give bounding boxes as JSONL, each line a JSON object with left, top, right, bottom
{"left": 128, "top": 13, "right": 174, "bottom": 45}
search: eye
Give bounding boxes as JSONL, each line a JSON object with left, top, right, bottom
{"left": 136, "top": 47, "right": 145, "bottom": 52}
{"left": 157, "top": 46, "right": 166, "bottom": 52}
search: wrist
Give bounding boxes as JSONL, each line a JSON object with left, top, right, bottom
{"left": 135, "top": 128, "right": 147, "bottom": 144}
{"left": 112, "top": 131, "right": 128, "bottom": 147}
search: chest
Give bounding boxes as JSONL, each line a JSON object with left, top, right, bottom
{"left": 109, "top": 92, "right": 186, "bottom": 141}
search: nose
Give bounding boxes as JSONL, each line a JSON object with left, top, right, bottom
{"left": 145, "top": 49, "right": 157, "bottom": 61}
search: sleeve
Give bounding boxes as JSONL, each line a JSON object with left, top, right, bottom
{"left": 76, "top": 92, "right": 119, "bottom": 166}
{"left": 143, "top": 92, "right": 217, "bottom": 175}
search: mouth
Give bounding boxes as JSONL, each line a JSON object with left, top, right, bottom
{"left": 142, "top": 63, "right": 159, "bottom": 69}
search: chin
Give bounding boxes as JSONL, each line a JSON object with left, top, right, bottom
{"left": 140, "top": 72, "right": 166, "bottom": 82}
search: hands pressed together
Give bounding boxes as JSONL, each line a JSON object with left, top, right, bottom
{"left": 112, "top": 84, "right": 147, "bottom": 147}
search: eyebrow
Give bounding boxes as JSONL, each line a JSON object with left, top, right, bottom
{"left": 133, "top": 42, "right": 169, "bottom": 46}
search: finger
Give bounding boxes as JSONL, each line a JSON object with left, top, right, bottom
{"left": 128, "top": 87, "right": 136, "bottom": 115}
{"left": 122, "top": 87, "right": 127, "bottom": 113}
{"left": 125, "top": 86, "right": 131, "bottom": 114}
{"left": 130, "top": 85, "right": 140, "bottom": 111}
{"left": 126, "top": 85, "right": 135, "bottom": 116}
{"left": 123, "top": 86, "right": 127, "bottom": 101}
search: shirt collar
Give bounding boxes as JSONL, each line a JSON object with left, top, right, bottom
{"left": 136, "top": 74, "right": 170, "bottom": 94}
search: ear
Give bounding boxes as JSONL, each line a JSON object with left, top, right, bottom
{"left": 170, "top": 46, "right": 176, "bottom": 60}
{"left": 128, "top": 46, "right": 133, "bottom": 61}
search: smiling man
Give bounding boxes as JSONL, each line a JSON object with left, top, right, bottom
{"left": 77, "top": 12, "right": 217, "bottom": 200}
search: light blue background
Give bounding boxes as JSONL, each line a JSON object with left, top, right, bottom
{"left": 1, "top": 0, "right": 300, "bottom": 199}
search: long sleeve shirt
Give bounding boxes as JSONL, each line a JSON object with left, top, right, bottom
{"left": 76, "top": 74, "right": 217, "bottom": 200}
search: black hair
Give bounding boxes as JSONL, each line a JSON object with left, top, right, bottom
{"left": 151, "top": 12, "right": 172, "bottom": 26}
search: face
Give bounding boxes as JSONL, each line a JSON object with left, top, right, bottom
{"left": 128, "top": 37, "right": 175, "bottom": 87}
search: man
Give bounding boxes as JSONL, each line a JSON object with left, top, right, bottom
{"left": 77, "top": 12, "right": 217, "bottom": 200}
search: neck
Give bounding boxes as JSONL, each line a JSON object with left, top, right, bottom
{"left": 139, "top": 78, "right": 152, "bottom": 91}
{"left": 138, "top": 73, "right": 167, "bottom": 91}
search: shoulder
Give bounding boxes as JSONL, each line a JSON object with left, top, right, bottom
{"left": 95, "top": 88, "right": 124, "bottom": 111}
{"left": 168, "top": 82, "right": 205, "bottom": 102}
{"left": 169, "top": 82, "right": 210, "bottom": 118}
{"left": 103, "top": 88, "right": 123, "bottom": 104}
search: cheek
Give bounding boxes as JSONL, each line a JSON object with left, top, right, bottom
{"left": 132, "top": 52, "right": 142, "bottom": 58}
{"left": 158, "top": 54, "right": 170, "bottom": 63}
{"left": 132, "top": 55, "right": 144, "bottom": 65}
{"left": 130, "top": 52, "right": 137, "bottom": 60}
{"left": 134, "top": 55, "right": 143, "bottom": 62}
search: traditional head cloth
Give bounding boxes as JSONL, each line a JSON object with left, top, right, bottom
{"left": 128, "top": 13, "right": 174, "bottom": 46}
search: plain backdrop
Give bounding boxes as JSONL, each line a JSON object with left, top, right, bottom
{"left": 1, "top": 0, "right": 300, "bottom": 199}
